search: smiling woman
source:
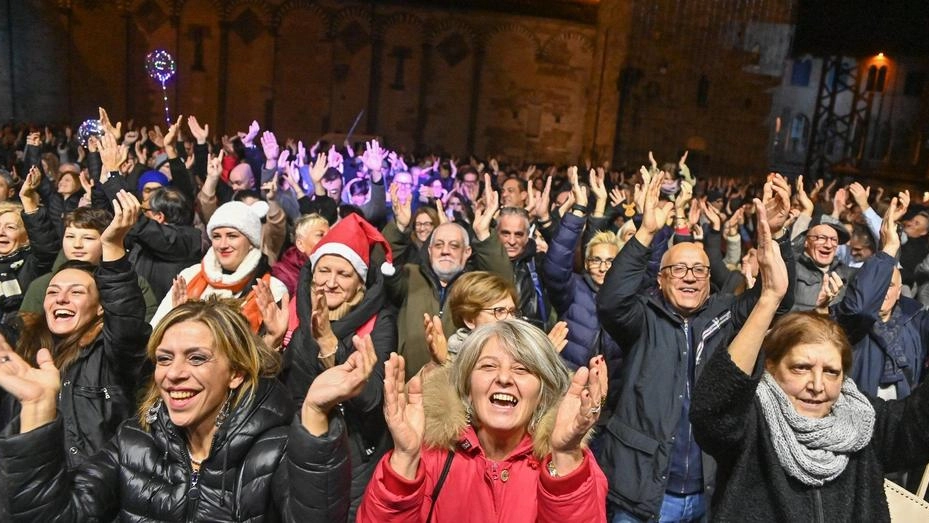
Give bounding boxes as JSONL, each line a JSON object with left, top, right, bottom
{"left": 0, "top": 191, "right": 151, "bottom": 469}
{"left": 0, "top": 296, "right": 373, "bottom": 521}
{"left": 357, "top": 320, "right": 609, "bottom": 522}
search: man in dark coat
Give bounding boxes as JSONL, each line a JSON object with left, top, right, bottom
{"left": 596, "top": 173, "right": 795, "bottom": 521}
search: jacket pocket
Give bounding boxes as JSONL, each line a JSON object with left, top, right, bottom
{"left": 601, "top": 416, "right": 661, "bottom": 504}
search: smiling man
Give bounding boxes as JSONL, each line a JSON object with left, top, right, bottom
{"left": 496, "top": 207, "right": 551, "bottom": 330}
{"left": 596, "top": 173, "right": 795, "bottom": 522}
{"left": 792, "top": 214, "right": 855, "bottom": 311}
{"left": 383, "top": 184, "right": 514, "bottom": 376}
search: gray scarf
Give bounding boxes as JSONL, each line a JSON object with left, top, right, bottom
{"left": 755, "top": 372, "right": 875, "bottom": 486}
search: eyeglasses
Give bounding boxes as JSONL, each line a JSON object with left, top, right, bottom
{"left": 414, "top": 221, "right": 434, "bottom": 229}
{"left": 481, "top": 306, "right": 520, "bottom": 320}
{"left": 807, "top": 234, "right": 839, "bottom": 245}
{"left": 660, "top": 263, "right": 710, "bottom": 280}
{"left": 586, "top": 257, "right": 614, "bottom": 269}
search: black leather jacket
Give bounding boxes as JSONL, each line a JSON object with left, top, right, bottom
{"left": 0, "top": 378, "right": 352, "bottom": 522}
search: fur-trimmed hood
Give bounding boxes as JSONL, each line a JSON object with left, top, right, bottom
{"left": 421, "top": 365, "right": 588, "bottom": 460}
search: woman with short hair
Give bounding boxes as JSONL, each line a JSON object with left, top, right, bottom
{"left": 358, "top": 319, "right": 608, "bottom": 522}
{"left": 691, "top": 198, "right": 929, "bottom": 522}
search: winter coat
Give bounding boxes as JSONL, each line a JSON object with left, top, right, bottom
{"left": 356, "top": 366, "right": 608, "bottom": 522}
{"left": 126, "top": 214, "right": 205, "bottom": 301}
{"left": 0, "top": 378, "right": 353, "bottom": 522}
{"left": 791, "top": 241, "right": 857, "bottom": 311}
{"left": 0, "top": 257, "right": 151, "bottom": 469}
{"left": 271, "top": 245, "right": 308, "bottom": 296}
{"left": 690, "top": 340, "right": 929, "bottom": 522}
{"left": 0, "top": 208, "right": 59, "bottom": 325}
{"left": 541, "top": 212, "right": 622, "bottom": 424}
{"left": 19, "top": 250, "right": 159, "bottom": 322}
{"left": 510, "top": 241, "right": 552, "bottom": 330}
{"left": 595, "top": 235, "right": 796, "bottom": 520}
{"left": 282, "top": 259, "right": 397, "bottom": 518}
{"left": 833, "top": 251, "right": 929, "bottom": 398}
{"left": 383, "top": 221, "right": 514, "bottom": 376}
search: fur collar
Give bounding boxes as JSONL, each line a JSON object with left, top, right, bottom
{"left": 422, "top": 365, "right": 588, "bottom": 460}
{"left": 201, "top": 247, "right": 262, "bottom": 284}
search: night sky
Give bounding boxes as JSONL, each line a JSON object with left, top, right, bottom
{"left": 794, "top": 0, "right": 929, "bottom": 57}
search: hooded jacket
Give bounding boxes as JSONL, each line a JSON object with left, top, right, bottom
{"left": 595, "top": 234, "right": 795, "bottom": 520}
{"left": 356, "top": 367, "right": 608, "bottom": 522}
{"left": 282, "top": 259, "right": 397, "bottom": 517}
{"left": 0, "top": 379, "right": 352, "bottom": 522}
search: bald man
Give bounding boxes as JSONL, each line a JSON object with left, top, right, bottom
{"left": 596, "top": 173, "right": 795, "bottom": 522}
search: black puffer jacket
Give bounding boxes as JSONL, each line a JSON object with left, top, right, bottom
{"left": 283, "top": 260, "right": 396, "bottom": 518}
{"left": 0, "top": 378, "right": 352, "bottom": 522}
{"left": 0, "top": 256, "right": 151, "bottom": 469}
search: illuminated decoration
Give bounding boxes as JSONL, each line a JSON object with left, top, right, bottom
{"left": 145, "top": 49, "right": 177, "bottom": 124}
{"left": 77, "top": 119, "right": 103, "bottom": 146}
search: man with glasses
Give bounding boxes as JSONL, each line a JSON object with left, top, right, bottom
{"left": 383, "top": 175, "right": 513, "bottom": 375}
{"left": 596, "top": 173, "right": 795, "bottom": 523}
{"left": 792, "top": 214, "right": 855, "bottom": 311}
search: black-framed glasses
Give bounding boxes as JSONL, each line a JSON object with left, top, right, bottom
{"left": 481, "top": 306, "right": 520, "bottom": 320}
{"left": 807, "top": 234, "right": 839, "bottom": 245}
{"left": 414, "top": 221, "right": 435, "bottom": 229}
{"left": 586, "top": 257, "right": 614, "bottom": 269}
{"left": 660, "top": 263, "right": 710, "bottom": 280}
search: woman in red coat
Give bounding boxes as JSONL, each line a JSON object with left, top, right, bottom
{"left": 358, "top": 319, "right": 608, "bottom": 522}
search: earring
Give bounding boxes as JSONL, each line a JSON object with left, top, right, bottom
{"left": 215, "top": 390, "right": 233, "bottom": 428}
{"left": 465, "top": 404, "right": 473, "bottom": 425}
{"left": 146, "top": 398, "right": 163, "bottom": 425}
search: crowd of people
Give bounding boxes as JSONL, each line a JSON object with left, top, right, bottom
{"left": 0, "top": 110, "right": 928, "bottom": 521}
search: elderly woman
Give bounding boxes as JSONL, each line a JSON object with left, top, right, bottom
{"left": 284, "top": 213, "right": 397, "bottom": 518}
{"left": 0, "top": 190, "right": 149, "bottom": 470}
{"left": 691, "top": 198, "right": 929, "bottom": 521}
{"left": 357, "top": 320, "right": 608, "bottom": 522}
{"left": 151, "top": 200, "right": 288, "bottom": 347}
{"left": 0, "top": 296, "right": 377, "bottom": 521}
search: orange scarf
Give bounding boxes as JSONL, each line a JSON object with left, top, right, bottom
{"left": 186, "top": 264, "right": 270, "bottom": 333}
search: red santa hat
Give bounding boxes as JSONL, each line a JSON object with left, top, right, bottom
{"left": 309, "top": 213, "right": 395, "bottom": 280}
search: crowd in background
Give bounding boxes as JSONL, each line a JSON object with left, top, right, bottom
{"left": 0, "top": 109, "right": 928, "bottom": 522}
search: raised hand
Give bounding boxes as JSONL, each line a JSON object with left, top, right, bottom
{"left": 79, "top": 170, "right": 94, "bottom": 197}
{"left": 390, "top": 182, "right": 412, "bottom": 231}
{"left": 567, "top": 166, "right": 588, "bottom": 211}
{"left": 795, "top": 175, "right": 814, "bottom": 216}
{"left": 848, "top": 182, "right": 871, "bottom": 211}
{"left": 187, "top": 115, "right": 209, "bottom": 144}
{"left": 171, "top": 276, "right": 188, "bottom": 308}
{"left": 678, "top": 150, "right": 693, "bottom": 183}
{"left": 309, "top": 151, "right": 328, "bottom": 187}
{"left": 98, "top": 107, "right": 122, "bottom": 141}
{"left": 761, "top": 173, "right": 791, "bottom": 234}
{"left": 296, "top": 140, "right": 307, "bottom": 167}
{"left": 547, "top": 321, "right": 569, "bottom": 353}
{"left": 148, "top": 125, "right": 165, "bottom": 148}
{"left": 207, "top": 150, "right": 224, "bottom": 181}
{"left": 102, "top": 190, "right": 140, "bottom": 261}
{"left": 609, "top": 186, "right": 625, "bottom": 208}
{"left": 530, "top": 175, "right": 553, "bottom": 221}
{"left": 635, "top": 165, "right": 674, "bottom": 243}
{"left": 892, "top": 190, "right": 910, "bottom": 222}
{"left": 302, "top": 335, "right": 378, "bottom": 436}
{"left": 98, "top": 132, "right": 123, "bottom": 173}
{"left": 362, "top": 139, "right": 387, "bottom": 173}
{"left": 311, "top": 289, "right": 338, "bottom": 365}
{"left": 260, "top": 131, "right": 280, "bottom": 169}
{"left": 549, "top": 355, "right": 607, "bottom": 475}
{"left": 424, "top": 314, "right": 449, "bottom": 365}
{"left": 0, "top": 340, "right": 60, "bottom": 433}
{"left": 472, "top": 173, "right": 499, "bottom": 241}
{"left": 754, "top": 198, "right": 788, "bottom": 301}
{"left": 384, "top": 353, "right": 425, "bottom": 480}
{"left": 19, "top": 166, "right": 42, "bottom": 209}
{"left": 881, "top": 196, "right": 904, "bottom": 256}
{"left": 327, "top": 145, "right": 344, "bottom": 172}
{"left": 256, "top": 279, "right": 289, "bottom": 350}
{"left": 242, "top": 120, "right": 260, "bottom": 147}
{"left": 163, "top": 115, "right": 183, "bottom": 158}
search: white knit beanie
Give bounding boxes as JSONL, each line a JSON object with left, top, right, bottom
{"left": 207, "top": 201, "right": 262, "bottom": 248}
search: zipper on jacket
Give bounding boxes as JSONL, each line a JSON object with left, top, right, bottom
{"left": 812, "top": 489, "right": 823, "bottom": 523}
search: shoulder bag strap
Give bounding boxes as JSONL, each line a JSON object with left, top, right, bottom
{"left": 426, "top": 450, "right": 455, "bottom": 522}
